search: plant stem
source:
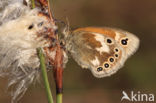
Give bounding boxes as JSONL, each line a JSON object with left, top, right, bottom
{"left": 54, "top": 43, "right": 63, "bottom": 103}
{"left": 37, "top": 48, "right": 54, "bottom": 103}
{"left": 31, "top": 0, "right": 35, "bottom": 9}
{"left": 57, "top": 93, "right": 62, "bottom": 103}
{"left": 46, "top": 0, "right": 64, "bottom": 103}
{"left": 47, "top": 0, "right": 54, "bottom": 23}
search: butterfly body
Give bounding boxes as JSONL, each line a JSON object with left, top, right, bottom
{"left": 64, "top": 27, "right": 139, "bottom": 78}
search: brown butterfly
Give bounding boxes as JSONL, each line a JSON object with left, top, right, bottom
{"left": 64, "top": 27, "right": 140, "bottom": 78}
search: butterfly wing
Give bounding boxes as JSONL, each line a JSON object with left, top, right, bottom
{"left": 104, "top": 27, "right": 140, "bottom": 58}
{"left": 75, "top": 27, "right": 140, "bottom": 59}
{"left": 66, "top": 30, "right": 128, "bottom": 78}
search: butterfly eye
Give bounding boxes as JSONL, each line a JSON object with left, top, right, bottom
{"left": 97, "top": 67, "right": 103, "bottom": 72}
{"left": 104, "top": 63, "right": 109, "bottom": 68}
{"left": 28, "top": 24, "right": 34, "bottom": 30}
{"left": 121, "top": 38, "right": 128, "bottom": 45}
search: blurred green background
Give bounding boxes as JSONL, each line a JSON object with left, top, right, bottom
{"left": 0, "top": 0, "right": 156, "bottom": 103}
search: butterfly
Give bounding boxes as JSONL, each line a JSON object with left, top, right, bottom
{"left": 64, "top": 27, "right": 140, "bottom": 78}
